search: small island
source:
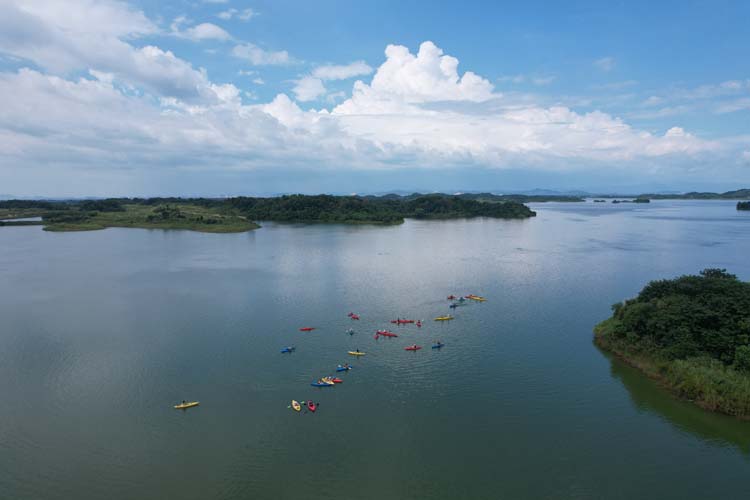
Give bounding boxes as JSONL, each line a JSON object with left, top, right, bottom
{"left": 594, "top": 269, "right": 750, "bottom": 418}
{"left": 0, "top": 194, "right": 536, "bottom": 232}
{"left": 738, "top": 201, "right": 750, "bottom": 211}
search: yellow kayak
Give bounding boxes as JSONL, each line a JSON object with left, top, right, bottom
{"left": 434, "top": 315, "right": 454, "bottom": 321}
{"left": 174, "top": 401, "right": 199, "bottom": 410}
{"left": 467, "top": 295, "right": 486, "bottom": 302}
{"left": 320, "top": 377, "right": 335, "bottom": 385}
{"left": 291, "top": 400, "right": 301, "bottom": 412}
{"left": 348, "top": 351, "right": 366, "bottom": 356}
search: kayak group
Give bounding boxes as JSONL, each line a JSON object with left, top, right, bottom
{"left": 175, "top": 293, "right": 485, "bottom": 412}
{"left": 286, "top": 293, "right": 486, "bottom": 414}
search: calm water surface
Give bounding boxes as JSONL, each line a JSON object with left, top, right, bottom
{"left": 1, "top": 200, "right": 749, "bottom": 499}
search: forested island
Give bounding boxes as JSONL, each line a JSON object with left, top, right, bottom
{"left": 601, "top": 188, "right": 750, "bottom": 200}
{"left": 738, "top": 201, "right": 750, "bottom": 211}
{"left": 595, "top": 269, "right": 750, "bottom": 418}
{"left": 0, "top": 194, "right": 535, "bottom": 232}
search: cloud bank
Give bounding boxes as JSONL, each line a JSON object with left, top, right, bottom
{"left": 0, "top": 0, "right": 746, "bottom": 195}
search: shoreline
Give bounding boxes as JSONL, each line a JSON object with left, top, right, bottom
{"left": 594, "top": 318, "right": 750, "bottom": 420}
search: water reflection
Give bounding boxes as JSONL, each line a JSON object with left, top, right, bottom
{"left": 601, "top": 348, "right": 750, "bottom": 455}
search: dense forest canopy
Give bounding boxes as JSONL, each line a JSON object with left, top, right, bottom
{"left": 227, "top": 193, "right": 535, "bottom": 222}
{"left": 608, "top": 269, "right": 750, "bottom": 366}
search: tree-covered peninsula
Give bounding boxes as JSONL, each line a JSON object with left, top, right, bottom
{"left": 0, "top": 194, "right": 535, "bottom": 232}
{"left": 738, "top": 201, "right": 750, "bottom": 211}
{"left": 594, "top": 269, "right": 750, "bottom": 418}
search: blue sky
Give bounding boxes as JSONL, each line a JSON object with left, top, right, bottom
{"left": 0, "top": 0, "right": 749, "bottom": 196}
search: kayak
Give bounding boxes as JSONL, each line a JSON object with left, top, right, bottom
{"left": 292, "top": 400, "right": 301, "bottom": 411}
{"left": 330, "top": 377, "right": 343, "bottom": 384}
{"left": 447, "top": 295, "right": 457, "bottom": 300}
{"left": 350, "top": 314, "right": 360, "bottom": 320}
{"left": 336, "top": 365, "right": 352, "bottom": 372}
{"left": 348, "top": 351, "right": 366, "bottom": 356}
{"left": 434, "top": 315, "right": 454, "bottom": 321}
{"left": 404, "top": 345, "right": 422, "bottom": 351}
{"left": 466, "top": 295, "right": 486, "bottom": 302}
{"left": 311, "top": 381, "right": 334, "bottom": 387}
{"left": 280, "top": 346, "right": 296, "bottom": 353}
{"left": 174, "top": 401, "right": 199, "bottom": 410}
{"left": 307, "top": 401, "right": 317, "bottom": 412}
{"left": 416, "top": 321, "right": 422, "bottom": 328}
{"left": 376, "top": 330, "right": 398, "bottom": 337}
{"left": 299, "top": 327, "right": 316, "bottom": 332}
{"left": 432, "top": 343, "right": 445, "bottom": 349}
{"left": 390, "top": 319, "right": 415, "bottom": 324}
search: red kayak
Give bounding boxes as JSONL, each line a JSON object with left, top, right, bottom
{"left": 447, "top": 295, "right": 457, "bottom": 300}
{"left": 307, "top": 401, "right": 316, "bottom": 412}
{"left": 390, "top": 319, "right": 415, "bottom": 324}
{"left": 416, "top": 321, "right": 422, "bottom": 328}
{"left": 404, "top": 345, "right": 422, "bottom": 351}
{"left": 299, "top": 327, "right": 316, "bottom": 332}
{"left": 350, "top": 314, "right": 360, "bottom": 320}
{"left": 331, "top": 378, "right": 343, "bottom": 384}
{"left": 376, "top": 330, "right": 398, "bottom": 337}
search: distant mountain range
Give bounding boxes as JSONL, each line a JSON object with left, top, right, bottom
{"left": 361, "top": 188, "right": 750, "bottom": 199}
{"left": 2, "top": 188, "right": 749, "bottom": 201}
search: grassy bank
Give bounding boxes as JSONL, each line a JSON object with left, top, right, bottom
{"left": 594, "top": 270, "right": 750, "bottom": 419}
{"left": 595, "top": 319, "right": 750, "bottom": 418}
{"left": 42, "top": 204, "right": 259, "bottom": 233}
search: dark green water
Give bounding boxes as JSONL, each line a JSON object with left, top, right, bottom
{"left": 1, "top": 200, "right": 748, "bottom": 499}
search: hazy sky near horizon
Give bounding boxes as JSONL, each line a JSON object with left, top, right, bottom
{"left": 1, "top": 0, "right": 749, "bottom": 196}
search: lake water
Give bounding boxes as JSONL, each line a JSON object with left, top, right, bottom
{"left": 1, "top": 200, "right": 749, "bottom": 500}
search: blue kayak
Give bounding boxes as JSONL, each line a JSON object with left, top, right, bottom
{"left": 336, "top": 365, "right": 352, "bottom": 372}
{"left": 432, "top": 343, "right": 445, "bottom": 349}
{"left": 280, "top": 347, "right": 296, "bottom": 353}
{"left": 311, "top": 382, "right": 334, "bottom": 387}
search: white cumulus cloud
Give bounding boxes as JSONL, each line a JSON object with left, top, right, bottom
{"left": 177, "top": 22, "right": 231, "bottom": 41}
{"left": 232, "top": 43, "right": 291, "bottom": 65}
{"left": 0, "top": 16, "right": 741, "bottom": 195}
{"left": 312, "top": 61, "right": 373, "bottom": 80}
{"left": 217, "top": 8, "right": 256, "bottom": 21}
{"left": 292, "top": 76, "right": 326, "bottom": 102}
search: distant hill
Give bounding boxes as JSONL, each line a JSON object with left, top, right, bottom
{"left": 363, "top": 192, "right": 584, "bottom": 203}
{"left": 603, "top": 189, "right": 750, "bottom": 200}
